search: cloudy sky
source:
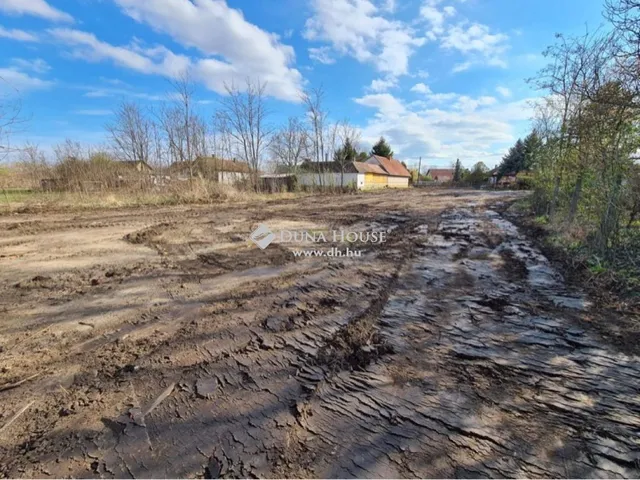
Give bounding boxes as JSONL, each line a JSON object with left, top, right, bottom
{"left": 0, "top": 0, "right": 604, "bottom": 169}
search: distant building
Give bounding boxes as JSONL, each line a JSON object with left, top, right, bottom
{"left": 489, "top": 170, "right": 518, "bottom": 186}
{"left": 364, "top": 155, "right": 411, "bottom": 188}
{"left": 426, "top": 168, "right": 455, "bottom": 183}
{"left": 119, "top": 160, "right": 153, "bottom": 172}
{"left": 296, "top": 161, "right": 389, "bottom": 190}
{"left": 170, "top": 157, "right": 252, "bottom": 184}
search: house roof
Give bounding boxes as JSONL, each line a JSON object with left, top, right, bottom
{"left": 427, "top": 168, "right": 454, "bottom": 178}
{"left": 352, "top": 162, "right": 387, "bottom": 175}
{"left": 368, "top": 155, "right": 411, "bottom": 177}
{"left": 197, "top": 157, "right": 252, "bottom": 173}
{"left": 120, "top": 160, "right": 153, "bottom": 170}
{"left": 171, "top": 157, "right": 252, "bottom": 174}
{"left": 300, "top": 161, "right": 389, "bottom": 175}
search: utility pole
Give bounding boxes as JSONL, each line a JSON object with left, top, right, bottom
{"left": 417, "top": 156, "right": 422, "bottom": 186}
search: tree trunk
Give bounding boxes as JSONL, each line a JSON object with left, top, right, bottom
{"left": 567, "top": 173, "right": 583, "bottom": 224}
{"left": 549, "top": 176, "right": 561, "bottom": 219}
{"left": 597, "top": 173, "right": 624, "bottom": 256}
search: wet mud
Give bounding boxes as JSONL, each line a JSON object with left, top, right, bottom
{"left": 0, "top": 190, "right": 638, "bottom": 478}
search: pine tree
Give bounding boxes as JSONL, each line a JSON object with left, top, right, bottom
{"left": 523, "top": 131, "right": 542, "bottom": 171}
{"left": 356, "top": 151, "right": 368, "bottom": 162}
{"left": 453, "top": 158, "right": 463, "bottom": 183}
{"left": 370, "top": 137, "right": 394, "bottom": 158}
{"left": 498, "top": 139, "right": 526, "bottom": 178}
{"left": 334, "top": 138, "right": 358, "bottom": 187}
{"left": 333, "top": 138, "right": 358, "bottom": 164}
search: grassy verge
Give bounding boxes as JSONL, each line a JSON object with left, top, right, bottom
{"left": 0, "top": 183, "right": 305, "bottom": 214}
{"left": 506, "top": 197, "right": 640, "bottom": 313}
{"left": 0, "top": 189, "right": 38, "bottom": 204}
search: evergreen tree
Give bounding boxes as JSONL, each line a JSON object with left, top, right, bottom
{"left": 498, "top": 138, "right": 526, "bottom": 178}
{"left": 356, "top": 151, "right": 368, "bottom": 162}
{"left": 523, "top": 131, "right": 543, "bottom": 170}
{"left": 453, "top": 158, "right": 463, "bottom": 183}
{"left": 334, "top": 138, "right": 359, "bottom": 187}
{"left": 370, "top": 137, "right": 394, "bottom": 158}
{"left": 333, "top": 138, "right": 358, "bottom": 164}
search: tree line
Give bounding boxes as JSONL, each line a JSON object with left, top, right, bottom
{"left": 495, "top": 0, "right": 640, "bottom": 268}
{"left": 7, "top": 72, "right": 407, "bottom": 191}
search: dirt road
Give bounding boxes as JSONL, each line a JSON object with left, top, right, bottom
{"left": 0, "top": 189, "right": 638, "bottom": 478}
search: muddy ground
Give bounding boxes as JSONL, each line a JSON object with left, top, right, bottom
{"left": 0, "top": 189, "right": 639, "bottom": 479}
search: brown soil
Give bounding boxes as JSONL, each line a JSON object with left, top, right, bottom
{"left": 0, "top": 189, "right": 639, "bottom": 478}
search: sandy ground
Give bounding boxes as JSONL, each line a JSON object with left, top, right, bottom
{"left": 0, "top": 189, "right": 638, "bottom": 478}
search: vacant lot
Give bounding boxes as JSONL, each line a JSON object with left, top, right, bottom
{"left": 0, "top": 189, "right": 638, "bottom": 478}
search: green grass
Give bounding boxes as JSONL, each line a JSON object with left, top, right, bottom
{"left": 0, "top": 189, "right": 37, "bottom": 204}
{"left": 533, "top": 215, "right": 549, "bottom": 225}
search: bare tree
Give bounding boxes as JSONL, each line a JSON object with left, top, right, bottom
{"left": 54, "top": 139, "right": 83, "bottom": 162}
{"left": 0, "top": 80, "right": 25, "bottom": 160}
{"left": 19, "top": 142, "right": 49, "bottom": 188}
{"left": 216, "top": 78, "right": 272, "bottom": 183}
{"left": 605, "top": 0, "right": 640, "bottom": 104}
{"left": 270, "top": 117, "right": 309, "bottom": 172}
{"left": 210, "top": 119, "right": 235, "bottom": 160}
{"left": 301, "top": 87, "right": 328, "bottom": 165}
{"left": 159, "top": 72, "right": 208, "bottom": 178}
{"left": 150, "top": 120, "right": 168, "bottom": 169}
{"left": 106, "top": 101, "right": 152, "bottom": 166}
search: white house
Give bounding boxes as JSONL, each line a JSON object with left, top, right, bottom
{"left": 296, "top": 161, "right": 389, "bottom": 190}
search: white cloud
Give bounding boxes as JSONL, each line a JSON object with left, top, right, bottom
{"left": 0, "top": 67, "right": 53, "bottom": 93}
{"left": 354, "top": 93, "right": 406, "bottom": 116}
{"left": 369, "top": 76, "right": 398, "bottom": 92}
{"left": 11, "top": 58, "right": 50, "bottom": 74}
{"left": 453, "top": 95, "right": 497, "bottom": 112}
{"left": 304, "top": 0, "right": 426, "bottom": 77}
{"left": 420, "top": 4, "right": 445, "bottom": 35}
{"left": 0, "top": 25, "right": 39, "bottom": 42}
{"left": 420, "top": 0, "right": 458, "bottom": 38}
{"left": 49, "top": 28, "right": 179, "bottom": 76}
{"left": 410, "top": 83, "right": 432, "bottom": 94}
{"left": 442, "top": 22, "right": 509, "bottom": 69}
{"left": 309, "top": 46, "right": 335, "bottom": 64}
{"left": 0, "top": 0, "right": 73, "bottom": 23}
{"left": 496, "top": 86, "right": 512, "bottom": 98}
{"left": 427, "top": 92, "right": 459, "bottom": 102}
{"left": 381, "top": 0, "right": 396, "bottom": 12}
{"left": 112, "top": 0, "right": 303, "bottom": 101}
{"left": 354, "top": 91, "right": 535, "bottom": 165}
{"left": 443, "top": 6, "right": 456, "bottom": 16}
{"left": 452, "top": 61, "right": 472, "bottom": 73}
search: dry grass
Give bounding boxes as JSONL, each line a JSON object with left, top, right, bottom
{"left": 0, "top": 181, "right": 302, "bottom": 213}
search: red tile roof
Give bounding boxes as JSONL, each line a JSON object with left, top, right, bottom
{"left": 427, "top": 168, "right": 454, "bottom": 179}
{"left": 369, "top": 155, "right": 411, "bottom": 177}
{"left": 352, "top": 162, "right": 387, "bottom": 175}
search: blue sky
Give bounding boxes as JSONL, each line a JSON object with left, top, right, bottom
{"left": 0, "top": 0, "right": 605, "bottom": 169}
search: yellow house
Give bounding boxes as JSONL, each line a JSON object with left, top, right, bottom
{"left": 353, "top": 162, "right": 388, "bottom": 189}
{"left": 365, "top": 155, "right": 411, "bottom": 188}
